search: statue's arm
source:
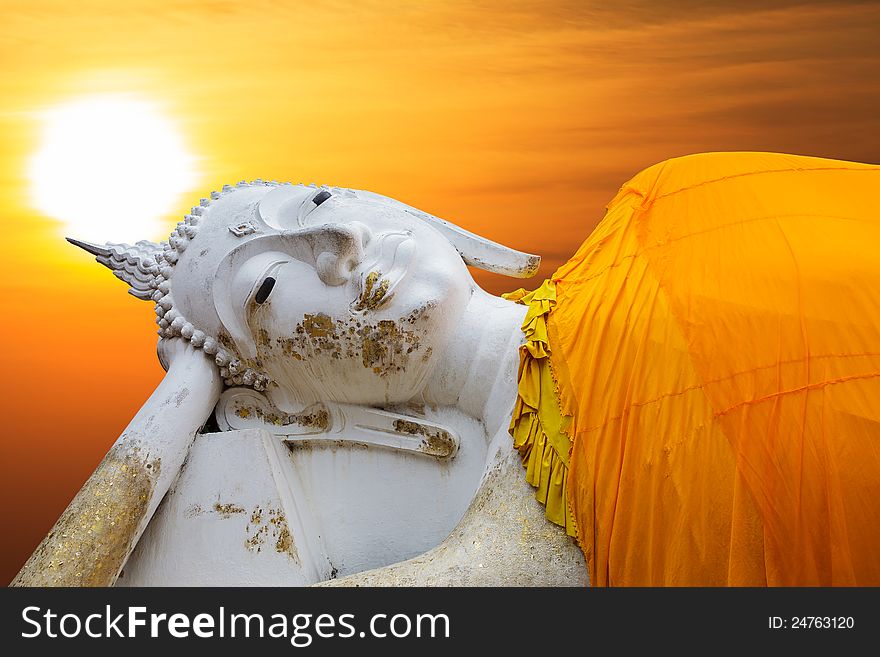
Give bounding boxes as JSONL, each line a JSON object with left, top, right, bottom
{"left": 11, "top": 339, "right": 221, "bottom": 587}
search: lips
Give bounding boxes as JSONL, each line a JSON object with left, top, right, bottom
{"left": 354, "top": 231, "right": 415, "bottom": 311}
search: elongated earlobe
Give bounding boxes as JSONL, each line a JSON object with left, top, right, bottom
{"left": 412, "top": 210, "right": 540, "bottom": 278}
{"left": 352, "top": 190, "right": 541, "bottom": 278}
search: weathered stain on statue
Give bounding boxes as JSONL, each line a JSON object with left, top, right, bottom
{"left": 393, "top": 419, "right": 456, "bottom": 458}
{"left": 184, "top": 503, "right": 204, "bottom": 518}
{"left": 172, "top": 387, "right": 190, "bottom": 408}
{"left": 233, "top": 399, "right": 284, "bottom": 425}
{"left": 285, "top": 439, "right": 371, "bottom": 453}
{"left": 355, "top": 270, "right": 392, "bottom": 311}
{"left": 269, "top": 508, "right": 298, "bottom": 561}
{"left": 232, "top": 399, "right": 330, "bottom": 431}
{"left": 302, "top": 313, "right": 336, "bottom": 339}
{"left": 358, "top": 319, "right": 423, "bottom": 376}
{"left": 217, "top": 329, "right": 236, "bottom": 352}
{"left": 261, "top": 311, "right": 432, "bottom": 379}
{"left": 10, "top": 444, "right": 159, "bottom": 587}
{"left": 256, "top": 327, "right": 272, "bottom": 350}
{"left": 243, "top": 504, "right": 299, "bottom": 563}
{"left": 292, "top": 406, "right": 330, "bottom": 431}
{"left": 213, "top": 502, "right": 245, "bottom": 517}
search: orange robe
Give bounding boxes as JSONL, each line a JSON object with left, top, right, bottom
{"left": 510, "top": 152, "right": 880, "bottom": 585}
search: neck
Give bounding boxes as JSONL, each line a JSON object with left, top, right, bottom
{"left": 421, "top": 286, "right": 526, "bottom": 428}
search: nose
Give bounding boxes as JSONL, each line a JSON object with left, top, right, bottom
{"left": 285, "top": 221, "right": 372, "bottom": 286}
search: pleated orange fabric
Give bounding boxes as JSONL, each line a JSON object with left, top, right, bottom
{"left": 547, "top": 152, "right": 880, "bottom": 586}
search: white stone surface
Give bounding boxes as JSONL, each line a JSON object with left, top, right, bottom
{"left": 19, "top": 181, "right": 586, "bottom": 587}
{"left": 122, "top": 408, "right": 487, "bottom": 585}
{"left": 120, "top": 428, "right": 321, "bottom": 586}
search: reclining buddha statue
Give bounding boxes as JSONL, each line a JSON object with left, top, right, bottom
{"left": 13, "top": 151, "right": 880, "bottom": 586}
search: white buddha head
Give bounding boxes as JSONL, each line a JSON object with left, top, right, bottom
{"left": 70, "top": 181, "right": 539, "bottom": 412}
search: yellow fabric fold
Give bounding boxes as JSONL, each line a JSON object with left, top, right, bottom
{"left": 504, "top": 281, "right": 577, "bottom": 537}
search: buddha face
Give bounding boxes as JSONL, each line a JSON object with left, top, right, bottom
{"left": 171, "top": 184, "right": 473, "bottom": 411}
{"left": 72, "top": 179, "right": 538, "bottom": 412}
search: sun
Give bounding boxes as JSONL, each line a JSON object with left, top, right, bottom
{"left": 29, "top": 95, "right": 197, "bottom": 242}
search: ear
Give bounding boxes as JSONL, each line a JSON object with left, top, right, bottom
{"left": 353, "top": 190, "right": 541, "bottom": 278}
{"left": 409, "top": 209, "right": 540, "bottom": 278}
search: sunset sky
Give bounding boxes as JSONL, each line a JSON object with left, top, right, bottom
{"left": 2, "top": 0, "right": 878, "bottom": 584}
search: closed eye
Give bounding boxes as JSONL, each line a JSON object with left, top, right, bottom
{"left": 248, "top": 260, "right": 287, "bottom": 307}
{"left": 298, "top": 189, "right": 333, "bottom": 225}
{"left": 254, "top": 276, "right": 276, "bottom": 304}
